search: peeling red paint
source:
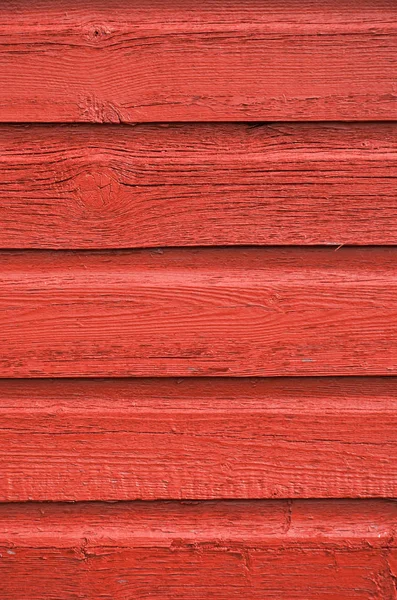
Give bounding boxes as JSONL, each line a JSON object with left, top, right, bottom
{"left": 0, "top": 1, "right": 396, "bottom": 597}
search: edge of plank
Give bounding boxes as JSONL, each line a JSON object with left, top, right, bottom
{"left": 1, "top": 500, "right": 396, "bottom": 548}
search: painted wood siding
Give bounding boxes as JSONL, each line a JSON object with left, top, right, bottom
{"left": 0, "top": 1, "right": 396, "bottom": 122}
{"left": 0, "top": 123, "right": 397, "bottom": 248}
{"left": 1, "top": 248, "right": 397, "bottom": 377}
{"left": 1, "top": 378, "right": 397, "bottom": 501}
{"left": 1, "top": 501, "right": 397, "bottom": 600}
{"left": 1, "top": 1, "right": 396, "bottom": 598}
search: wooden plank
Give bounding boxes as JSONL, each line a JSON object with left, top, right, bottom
{"left": 1, "top": 377, "right": 397, "bottom": 501}
{"left": 0, "top": 500, "right": 396, "bottom": 599}
{"left": 1, "top": 247, "right": 397, "bottom": 377}
{"left": 0, "top": 1, "right": 396, "bottom": 122}
{"left": 1, "top": 123, "right": 397, "bottom": 248}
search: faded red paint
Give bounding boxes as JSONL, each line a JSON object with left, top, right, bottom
{"left": 0, "top": 247, "right": 397, "bottom": 377}
{"left": 0, "top": 0, "right": 396, "bottom": 121}
{"left": 1, "top": 1, "right": 397, "bottom": 598}
{"left": 0, "top": 123, "right": 397, "bottom": 248}
{"left": 0, "top": 501, "right": 396, "bottom": 599}
{"left": 0, "top": 377, "right": 396, "bottom": 501}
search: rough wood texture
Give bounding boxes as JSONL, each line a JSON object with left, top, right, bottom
{"left": 1, "top": 500, "right": 396, "bottom": 599}
{"left": 1, "top": 248, "right": 397, "bottom": 377}
{"left": 1, "top": 377, "right": 397, "bottom": 501}
{"left": 1, "top": 123, "right": 397, "bottom": 248}
{"left": 0, "top": 0, "right": 396, "bottom": 122}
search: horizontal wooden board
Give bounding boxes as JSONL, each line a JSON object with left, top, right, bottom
{"left": 1, "top": 377, "right": 397, "bottom": 501}
{"left": 0, "top": 1, "right": 396, "bottom": 122}
{"left": 1, "top": 500, "right": 396, "bottom": 599}
{"left": 2, "top": 248, "right": 397, "bottom": 377}
{"left": 1, "top": 123, "right": 397, "bottom": 248}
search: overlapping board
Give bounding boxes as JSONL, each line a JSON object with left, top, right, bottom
{"left": 1, "top": 248, "right": 397, "bottom": 377}
{"left": 1, "top": 500, "right": 396, "bottom": 599}
{"left": 0, "top": 0, "right": 396, "bottom": 122}
{"left": 0, "top": 378, "right": 396, "bottom": 501}
{"left": 0, "top": 123, "right": 396, "bottom": 248}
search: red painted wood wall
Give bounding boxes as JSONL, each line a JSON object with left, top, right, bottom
{"left": 0, "top": 1, "right": 396, "bottom": 598}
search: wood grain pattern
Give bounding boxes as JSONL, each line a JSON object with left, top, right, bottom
{"left": 0, "top": 0, "right": 396, "bottom": 122}
{"left": 1, "top": 123, "right": 397, "bottom": 248}
{"left": 1, "top": 377, "right": 397, "bottom": 501}
{"left": 1, "top": 500, "right": 396, "bottom": 599}
{"left": 1, "top": 248, "right": 397, "bottom": 377}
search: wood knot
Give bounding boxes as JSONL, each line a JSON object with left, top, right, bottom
{"left": 79, "top": 94, "right": 129, "bottom": 123}
{"left": 75, "top": 167, "right": 118, "bottom": 213}
{"left": 83, "top": 24, "right": 111, "bottom": 43}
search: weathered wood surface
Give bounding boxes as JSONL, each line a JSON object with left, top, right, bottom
{"left": 1, "top": 500, "right": 396, "bottom": 599}
{"left": 0, "top": 0, "right": 396, "bottom": 122}
{"left": 1, "top": 123, "right": 397, "bottom": 248}
{"left": 1, "top": 378, "right": 397, "bottom": 501}
{"left": 1, "top": 248, "right": 397, "bottom": 377}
